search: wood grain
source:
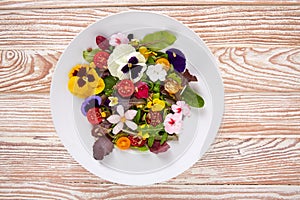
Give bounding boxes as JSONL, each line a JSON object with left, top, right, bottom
{"left": 0, "top": 6, "right": 299, "bottom": 49}
{"left": 0, "top": 0, "right": 299, "bottom": 9}
{"left": 1, "top": 93, "right": 299, "bottom": 137}
{"left": 1, "top": 137, "right": 300, "bottom": 185}
{"left": 1, "top": 183, "right": 300, "bottom": 199}
{"left": 0, "top": 48, "right": 299, "bottom": 93}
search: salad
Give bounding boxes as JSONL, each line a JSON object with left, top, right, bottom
{"left": 67, "top": 30, "right": 204, "bottom": 160}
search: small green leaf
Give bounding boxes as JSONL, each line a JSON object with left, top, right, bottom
{"left": 181, "top": 85, "right": 205, "bottom": 108}
{"left": 147, "top": 56, "right": 156, "bottom": 64}
{"left": 83, "top": 48, "right": 100, "bottom": 63}
{"left": 148, "top": 136, "right": 155, "bottom": 147}
{"left": 131, "top": 146, "right": 149, "bottom": 151}
{"left": 103, "top": 76, "right": 118, "bottom": 91}
{"left": 137, "top": 124, "right": 164, "bottom": 136}
{"left": 167, "top": 73, "right": 182, "bottom": 85}
{"left": 141, "top": 31, "right": 176, "bottom": 51}
{"left": 160, "top": 132, "right": 168, "bottom": 145}
{"left": 133, "top": 109, "right": 141, "bottom": 124}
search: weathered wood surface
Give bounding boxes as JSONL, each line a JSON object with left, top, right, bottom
{"left": 1, "top": 1, "right": 300, "bottom": 198}
{"left": 0, "top": 6, "right": 299, "bottom": 49}
{"left": 1, "top": 93, "right": 299, "bottom": 137}
{"left": 1, "top": 48, "right": 299, "bottom": 93}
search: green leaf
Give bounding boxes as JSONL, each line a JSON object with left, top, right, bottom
{"left": 137, "top": 123, "right": 164, "bottom": 136}
{"left": 167, "top": 73, "right": 182, "bottom": 85}
{"left": 160, "top": 132, "right": 168, "bottom": 145}
{"left": 83, "top": 48, "right": 100, "bottom": 63}
{"left": 131, "top": 146, "right": 149, "bottom": 152}
{"left": 141, "top": 31, "right": 176, "bottom": 51}
{"left": 133, "top": 109, "right": 142, "bottom": 124}
{"left": 181, "top": 85, "right": 205, "bottom": 108}
{"left": 103, "top": 76, "right": 118, "bottom": 91}
{"left": 148, "top": 136, "right": 155, "bottom": 147}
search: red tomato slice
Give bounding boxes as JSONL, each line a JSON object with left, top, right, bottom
{"left": 93, "top": 51, "right": 110, "bottom": 69}
{"left": 86, "top": 107, "right": 103, "bottom": 125}
{"left": 116, "top": 79, "right": 135, "bottom": 98}
{"left": 128, "top": 135, "right": 146, "bottom": 147}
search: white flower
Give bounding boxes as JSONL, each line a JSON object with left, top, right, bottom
{"left": 109, "top": 33, "right": 129, "bottom": 46}
{"left": 146, "top": 64, "right": 167, "bottom": 82}
{"left": 171, "top": 101, "right": 191, "bottom": 117}
{"left": 108, "top": 96, "right": 119, "bottom": 107}
{"left": 107, "top": 44, "right": 147, "bottom": 83}
{"left": 107, "top": 105, "right": 138, "bottom": 134}
{"left": 163, "top": 113, "right": 183, "bottom": 134}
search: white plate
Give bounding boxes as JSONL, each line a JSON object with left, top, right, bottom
{"left": 50, "top": 11, "right": 224, "bottom": 185}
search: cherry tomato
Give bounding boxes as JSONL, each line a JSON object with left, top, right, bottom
{"left": 93, "top": 51, "right": 110, "bottom": 69}
{"left": 86, "top": 107, "right": 103, "bottom": 125}
{"left": 116, "top": 79, "right": 135, "bottom": 98}
{"left": 128, "top": 135, "right": 146, "bottom": 147}
{"left": 116, "top": 137, "right": 131, "bottom": 150}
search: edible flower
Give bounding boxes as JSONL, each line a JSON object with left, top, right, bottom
{"left": 68, "top": 64, "right": 105, "bottom": 98}
{"left": 81, "top": 95, "right": 102, "bottom": 116}
{"left": 134, "top": 82, "right": 149, "bottom": 99}
{"left": 166, "top": 48, "right": 186, "bottom": 73}
{"left": 171, "top": 101, "right": 191, "bottom": 117}
{"left": 96, "top": 35, "right": 109, "bottom": 50}
{"left": 147, "top": 98, "right": 166, "bottom": 112}
{"left": 107, "top": 105, "right": 138, "bottom": 134}
{"left": 109, "top": 33, "right": 129, "bottom": 46}
{"left": 146, "top": 64, "right": 167, "bottom": 82}
{"left": 163, "top": 113, "right": 183, "bottom": 134}
{"left": 108, "top": 96, "right": 119, "bottom": 107}
{"left": 107, "top": 44, "right": 147, "bottom": 83}
{"left": 139, "top": 46, "right": 157, "bottom": 60}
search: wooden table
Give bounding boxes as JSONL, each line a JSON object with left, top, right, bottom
{"left": 1, "top": 1, "right": 300, "bottom": 199}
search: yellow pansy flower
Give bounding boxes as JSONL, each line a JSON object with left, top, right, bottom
{"left": 68, "top": 63, "right": 105, "bottom": 98}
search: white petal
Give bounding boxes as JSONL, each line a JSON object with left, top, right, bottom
{"left": 116, "top": 105, "right": 124, "bottom": 116}
{"left": 112, "top": 122, "right": 124, "bottom": 134}
{"left": 107, "top": 114, "right": 121, "bottom": 124}
{"left": 125, "top": 110, "right": 137, "bottom": 120}
{"left": 158, "top": 70, "right": 167, "bottom": 81}
{"left": 125, "top": 120, "right": 137, "bottom": 130}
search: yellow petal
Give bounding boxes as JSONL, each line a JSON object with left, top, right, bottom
{"left": 68, "top": 64, "right": 84, "bottom": 78}
{"left": 93, "top": 78, "right": 105, "bottom": 94}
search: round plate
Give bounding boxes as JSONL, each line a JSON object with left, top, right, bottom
{"left": 50, "top": 11, "right": 224, "bottom": 185}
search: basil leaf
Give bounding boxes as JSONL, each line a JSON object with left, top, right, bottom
{"left": 181, "top": 85, "right": 205, "bottom": 108}
{"left": 131, "top": 146, "right": 149, "bottom": 152}
{"left": 103, "top": 76, "right": 118, "bottom": 91}
{"left": 148, "top": 136, "right": 155, "bottom": 147}
{"left": 141, "top": 31, "right": 176, "bottom": 51}
{"left": 83, "top": 48, "right": 100, "bottom": 63}
{"left": 133, "top": 109, "right": 141, "bottom": 124}
{"left": 160, "top": 132, "right": 168, "bottom": 145}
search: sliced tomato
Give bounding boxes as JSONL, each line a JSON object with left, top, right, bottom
{"left": 128, "top": 135, "right": 146, "bottom": 147}
{"left": 86, "top": 107, "right": 103, "bottom": 125}
{"left": 93, "top": 51, "right": 110, "bottom": 69}
{"left": 116, "top": 136, "right": 131, "bottom": 150}
{"left": 116, "top": 79, "right": 135, "bottom": 98}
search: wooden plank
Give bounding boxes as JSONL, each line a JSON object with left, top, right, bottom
{"left": 0, "top": 48, "right": 299, "bottom": 93}
{"left": 1, "top": 138, "right": 300, "bottom": 185}
{"left": 0, "top": 92, "right": 299, "bottom": 137}
{"left": 1, "top": 0, "right": 299, "bottom": 9}
{"left": 0, "top": 6, "right": 299, "bottom": 49}
{"left": 0, "top": 183, "right": 300, "bottom": 199}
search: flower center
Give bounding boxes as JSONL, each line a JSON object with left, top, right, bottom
{"left": 120, "top": 116, "right": 127, "bottom": 123}
{"left": 177, "top": 108, "right": 182, "bottom": 113}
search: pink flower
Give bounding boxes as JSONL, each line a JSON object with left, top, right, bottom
{"left": 163, "top": 113, "right": 183, "bottom": 134}
{"left": 171, "top": 101, "right": 191, "bottom": 117}
{"left": 134, "top": 82, "right": 149, "bottom": 99}
{"left": 109, "top": 33, "right": 129, "bottom": 46}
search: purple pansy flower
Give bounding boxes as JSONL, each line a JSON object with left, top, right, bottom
{"left": 81, "top": 95, "right": 102, "bottom": 116}
{"left": 166, "top": 48, "right": 186, "bottom": 73}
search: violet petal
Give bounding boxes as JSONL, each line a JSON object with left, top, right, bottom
{"left": 166, "top": 48, "right": 186, "bottom": 73}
